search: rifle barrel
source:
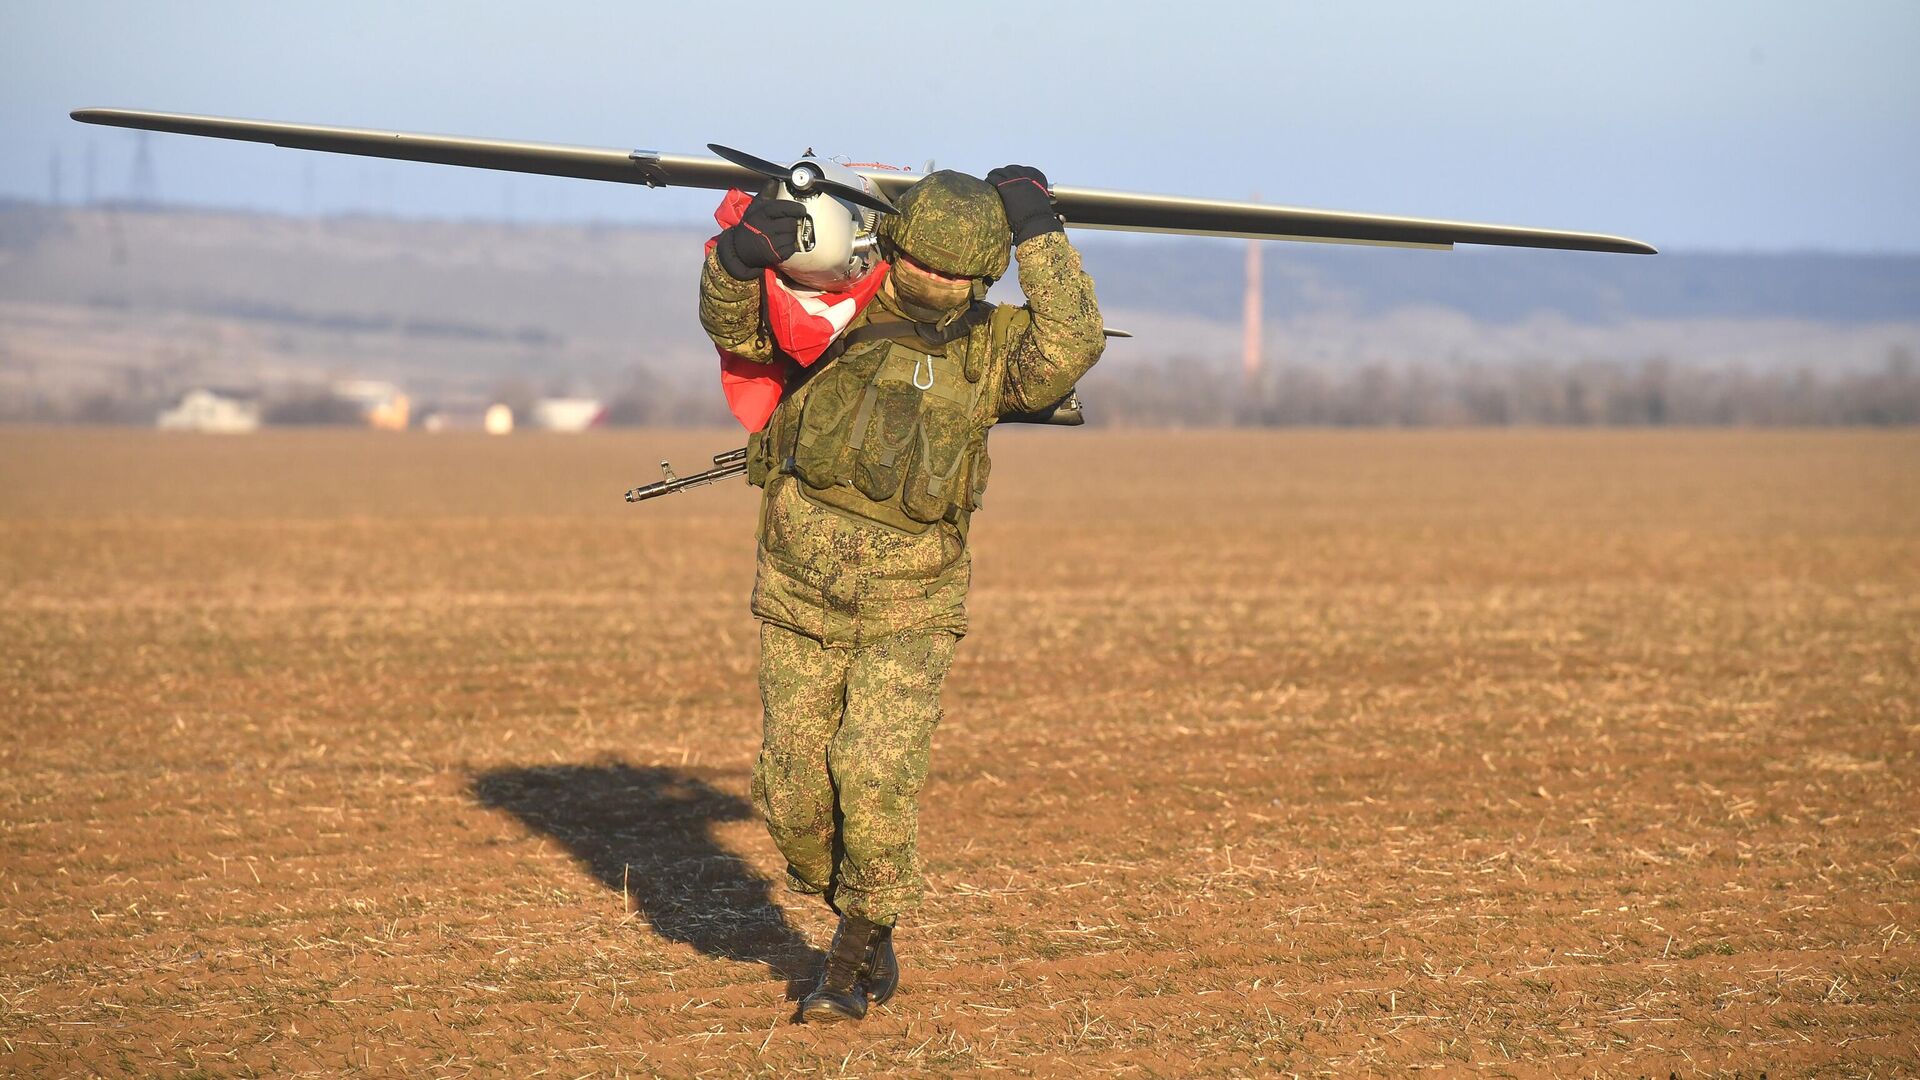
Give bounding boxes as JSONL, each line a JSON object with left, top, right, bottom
{"left": 624, "top": 448, "right": 749, "bottom": 503}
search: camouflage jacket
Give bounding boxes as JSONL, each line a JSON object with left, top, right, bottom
{"left": 699, "top": 231, "right": 1104, "bottom": 647}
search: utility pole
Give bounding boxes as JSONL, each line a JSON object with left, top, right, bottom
{"left": 1241, "top": 193, "right": 1263, "bottom": 389}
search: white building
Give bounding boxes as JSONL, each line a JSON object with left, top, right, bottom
{"left": 157, "top": 389, "right": 261, "bottom": 433}
{"left": 531, "top": 397, "right": 606, "bottom": 433}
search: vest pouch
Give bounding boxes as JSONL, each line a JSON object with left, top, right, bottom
{"left": 963, "top": 444, "right": 992, "bottom": 512}
{"left": 745, "top": 428, "right": 772, "bottom": 487}
{"left": 850, "top": 345, "right": 924, "bottom": 502}
{"left": 899, "top": 392, "right": 975, "bottom": 524}
{"left": 788, "top": 344, "right": 887, "bottom": 490}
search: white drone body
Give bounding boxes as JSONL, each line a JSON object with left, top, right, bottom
{"left": 769, "top": 156, "right": 887, "bottom": 291}
{"left": 706, "top": 146, "right": 897, "bottom": 292}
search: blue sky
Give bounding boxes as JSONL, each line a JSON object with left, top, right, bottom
{"left": 3, "top": 0, "right": 1916, "bottom": 251}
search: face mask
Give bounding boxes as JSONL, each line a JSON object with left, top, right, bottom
{"left": 889, "top": 257, "right": 973, "bottom": 315}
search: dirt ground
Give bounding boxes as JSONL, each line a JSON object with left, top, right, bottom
{"left": 2, "top": 427, "right": 1915, "bottom": 1077}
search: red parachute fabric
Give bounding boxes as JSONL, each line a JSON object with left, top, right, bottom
{"left": 707, "top": 190, "right": 889, "bottom": 432}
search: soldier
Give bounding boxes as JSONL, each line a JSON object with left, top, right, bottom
{"left": 699, "top": 165, "right": 1104, "bottom": 1022}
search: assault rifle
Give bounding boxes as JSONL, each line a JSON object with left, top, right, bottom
{"left": 624, "top": 388, "right": 1085, "bottom": 504}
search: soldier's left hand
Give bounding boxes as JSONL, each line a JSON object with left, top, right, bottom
{"left": 987, "top": 165, "right": 1063, "bottom": 245}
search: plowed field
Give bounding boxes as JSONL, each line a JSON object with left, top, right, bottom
{"left": 3, "top": 428, "right": 1916, "bottom": 1076}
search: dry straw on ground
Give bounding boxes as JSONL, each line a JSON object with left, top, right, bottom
{"left": 1, "top": 428, "right": 1915, "bottom": 1076}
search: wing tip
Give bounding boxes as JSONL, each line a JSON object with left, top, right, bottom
{"left": 1598, "top": 234, "right": 1658, "bottom": 255}
{"left": 71, "top": 107, "right": 143, "bottom": 127}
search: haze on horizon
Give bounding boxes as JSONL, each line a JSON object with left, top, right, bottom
{"left": 3, "top": 0, "right": 1917, "bottom": 254}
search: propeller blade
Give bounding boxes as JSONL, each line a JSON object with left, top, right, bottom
{"left": 714, "top": 144, "right": 897, "bottom": 215}
{"left": 705, "top": 143, "right": 788, "bottom": 180}
{"left": 813, "top": 176, "right": 898, "bottom": 216}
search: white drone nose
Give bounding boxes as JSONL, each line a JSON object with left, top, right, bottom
{"left": 789, "top": 164, "right": 818, "bottom": 193}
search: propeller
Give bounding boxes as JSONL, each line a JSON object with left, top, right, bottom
{"left": 708, "top": 143, "right": 898, "bottom": 215}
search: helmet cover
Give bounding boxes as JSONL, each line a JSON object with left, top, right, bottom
{"left": 877, "top": 170, "right": 1011, "bottom": 282}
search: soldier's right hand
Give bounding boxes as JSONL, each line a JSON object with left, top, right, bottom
{"left": 717, "top": 197, "right": 808, "bottom": 279}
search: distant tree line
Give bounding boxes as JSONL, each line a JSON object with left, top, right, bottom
{"left": 1082, "top": 351, "right": 1920, "bottom": 427}
{"left": 5, "top": 352, "right": 1917, "bottom": 428}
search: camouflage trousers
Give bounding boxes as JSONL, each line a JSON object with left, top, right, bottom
{"left": 751, "top": 621, "right": 958, "bottom": 925}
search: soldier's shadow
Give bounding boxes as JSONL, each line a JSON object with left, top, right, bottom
{"left": 471, "top": 763, "right": 820, "bottom": 998}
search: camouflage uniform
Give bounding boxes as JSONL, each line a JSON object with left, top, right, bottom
{"left": 700, "top": 193, "right": 1103, "bottom": 925}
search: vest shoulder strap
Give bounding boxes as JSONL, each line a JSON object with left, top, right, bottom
{"left": 818, "top": 301, "right": 995, "bottom": 366}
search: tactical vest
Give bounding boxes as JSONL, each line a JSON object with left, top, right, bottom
{"left": 747, "top": 300, "right": 1019, "bottom": 535}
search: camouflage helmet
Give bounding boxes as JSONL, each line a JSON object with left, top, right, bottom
{"left": 877, "top": 170, "right": 1010, "bottom": 282}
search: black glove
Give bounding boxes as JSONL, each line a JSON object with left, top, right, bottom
{"left": 987, "top": 165, "right": 1063, "bottom": 245}
{"left": 717, "top": 197, "right": 807, "bottom": 279}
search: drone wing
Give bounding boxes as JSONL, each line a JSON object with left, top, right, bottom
{"left": 1038, "top": 186, "right": 1654, "bottom": 254}
{"left": 70, "top": 107, "right": 756, "bottom": 191}
{"left": 71, "top": 108, "right": 1653, "bottom": 254}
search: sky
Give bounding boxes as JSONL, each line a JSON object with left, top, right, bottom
{"left": 3, "top": 0, "right": 1917, "bottom": 252}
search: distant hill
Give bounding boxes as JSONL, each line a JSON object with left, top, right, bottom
{"left": 1, "top": 201, "right": 1916, "bottom": 426}
{"left": 1079, "top": 241, "right": 1920, "bottom": 324}
{"left": 7, "top": 201, "right": 1918, "bottom": 330}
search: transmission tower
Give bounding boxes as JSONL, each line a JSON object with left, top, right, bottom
{"left": 128, "top": 132, "right": 158, "bottom": 206}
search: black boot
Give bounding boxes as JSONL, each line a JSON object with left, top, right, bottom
{"left": 865, "top": 924, "right": 898, "bottom": 1006}
{"left": 799, "top": 916, "right": 883, "bottom": 1023}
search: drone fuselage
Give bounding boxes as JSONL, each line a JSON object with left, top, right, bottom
{"left": 766, "top": 155, "right": 886, "bottom": 292}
